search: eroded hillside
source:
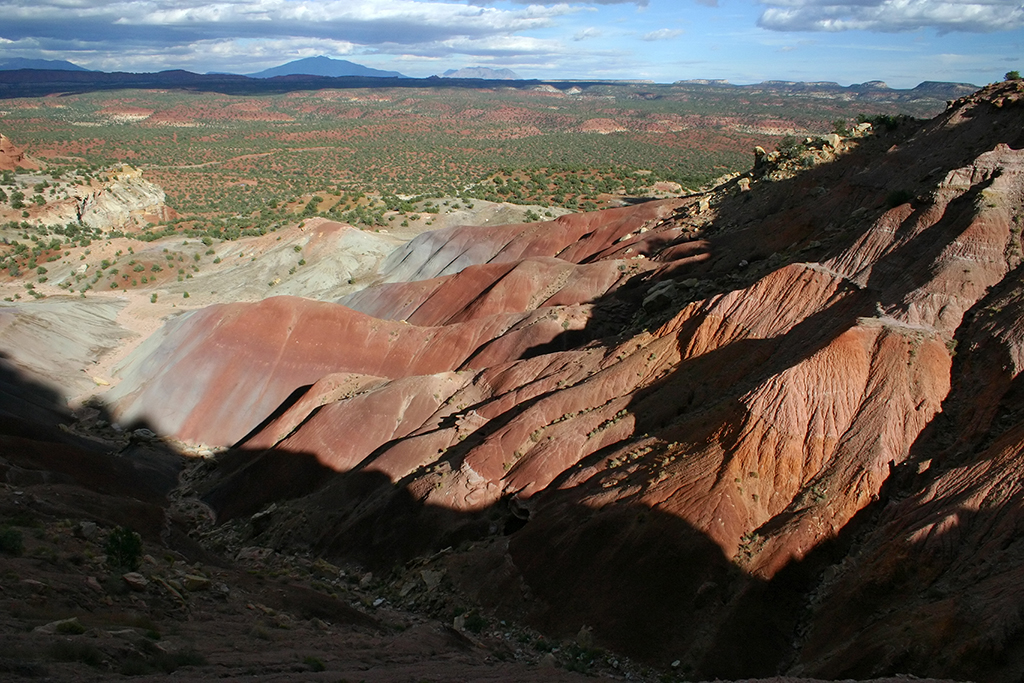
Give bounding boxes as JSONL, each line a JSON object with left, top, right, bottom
{"left": 1, "top": 79, "right": 1022, "bottom": 681}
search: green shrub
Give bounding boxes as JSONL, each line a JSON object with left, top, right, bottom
{"left": 886, "top": 189, "right": 915, "bottom": 208}
{"left": 48, "top": 641, "right": 103, "bottom": 667}
{"left": 776, "top": 135, "right": 806, "bottom": 158}
{"left": 105, "top": 526, "right": 142, "bottom": 571}
{"left": 55, "top": 619, "right": 87, "bottom": 635}
{"left": 156, "top": 648, "right": 207, "bottom": 673}
{"left": 0, "top": 526, "right": 24, "bottom": 555}
{"left": 464, "top": 612, "right": 487, "bottom": 634}
{"left": 856, "top": 113, "right": 909, "bottom": 132}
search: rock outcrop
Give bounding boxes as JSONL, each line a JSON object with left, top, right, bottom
{"left": 0, "top": 133, "right": 38, "bottom": 171}
{"left": 104, "top": 79, "right": 1024, "bottom": 682}
{"left": 33, "top": 165, "right": 176, "bottom": 230}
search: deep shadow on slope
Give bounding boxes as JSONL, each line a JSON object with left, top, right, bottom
{"left": 0, "top": 354, "right": 183, "bottom": 542}
{"left": 197, "top": 437, "right": 777, "bottom": 678}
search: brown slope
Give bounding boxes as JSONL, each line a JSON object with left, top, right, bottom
{"left": 139, "top": 80, "right": 1023, "bottom": 681}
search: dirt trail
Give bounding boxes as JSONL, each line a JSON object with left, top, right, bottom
{"left": 150, "top": 147, "right": 334, "bottom": 170}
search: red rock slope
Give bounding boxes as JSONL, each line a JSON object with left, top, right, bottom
{"left": 114, "top": 79, "right": 1024, "bottom": 681}
{"left": 0, "top": 133, "right": 38, "bottom": 171}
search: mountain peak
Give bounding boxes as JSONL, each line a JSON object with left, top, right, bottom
{"left": 0, "top": 57, "right": 90, "bottom": 72}
{"left": 249, "top": 56, "right": 405, "bottom": 79}
{"left": 441, "top": 66, "right": 520, "bottom": 80}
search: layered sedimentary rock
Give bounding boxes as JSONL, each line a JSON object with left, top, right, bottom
{"left": 110, "top": 79, "right": 1024, "bottom": 681}
{"left": 34, "top": 166, "right": 176, "bottom": 230}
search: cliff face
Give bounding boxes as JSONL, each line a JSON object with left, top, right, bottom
{"left": 109, "top": 79, "right": 1024, "bottom": 681}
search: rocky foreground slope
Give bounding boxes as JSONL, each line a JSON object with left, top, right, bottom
{"left": 4, "top": 79, "right": 1024, "bottom": 680}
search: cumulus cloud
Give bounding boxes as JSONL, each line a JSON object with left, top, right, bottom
{"left": 758, "top": 0, "right": 1024, "bottom": 33}
{"left": 642, "top": 28, "right": 683, "bottom": 41}
{"left": 0, "top": 0, "right": 608, "bottom": 72}
{"left": 0, "top": 1, "right": 574, "bottom": 48}
{"left": 470, "top": 1, "right": 647, "bottom": 5}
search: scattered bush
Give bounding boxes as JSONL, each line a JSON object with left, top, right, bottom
{"left": 303, "top": 656, "right": 326, "bottom": 672}
{"left": 464, "top": 612, "right": 487, "bottom": 634}
{"left": 856, "top": 113, "right": 910, "bottom": 132}
{"left": 48, "top": 641, "right": 104, "bottom": 668}
{"left": 0, "top": 526, "right": 24, "bottom": 556}
{"left": 104, "top": 526, "right": 142, "bottom": 571}
{"left": 886, "top": 189, "right": 915, "bottom": 208}
{"left": 55, "top": 619, "right": 87, "bottom": 635}
{"left": 776, "top": 135, "right": 807, "bottom": 158}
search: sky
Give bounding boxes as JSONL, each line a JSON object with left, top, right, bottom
{"left": 0, "top": 0, "right": 1021, "bottom": 88}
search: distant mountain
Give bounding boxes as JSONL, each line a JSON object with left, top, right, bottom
{"left": 249, "top": 56, "right": 404, "bottom": 79}
{"left": 0, "top": 58, "right": 90, "bottom": 72}
{"left": 442, "top": 67, "right": 520, "bottom": 80}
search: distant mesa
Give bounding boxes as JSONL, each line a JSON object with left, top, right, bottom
{"left": 675, "top": 79, "right": 730, "bottom": 85}
{"left": 248, "top": 56, "right": 405, "bottom": 79}
{"left": 441, "top": 67, "right": 521, "bottom": 80}
{"left": 911, "top": 80, "right": 979, "bottom": 98}
{"left": 671, "top": 78, "right": 978, "bottom": 101}
{"left": 0, "top": 57, "right": 91, "bottom": 72}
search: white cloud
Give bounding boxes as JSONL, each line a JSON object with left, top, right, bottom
{"left": 642, "top": 28, "right": 683, "bottom": 41}
{"left": 574, "top": 27, "right": 603, "bottom": 41}
{"left": 0, "top": 1, "right": 577, "bottom": 48}
{"left": 469, "top": 0, "right": 647, "bottom": 5}
{"left": 0, "top": 0, "right": 599, "bottom": 73}
{"left": 758, "top": 0, "right": 1024, "bottom": 33}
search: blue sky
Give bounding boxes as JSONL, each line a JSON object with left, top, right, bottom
{"left": 0, "top": 0, "right": 1020, "bottom": 87}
